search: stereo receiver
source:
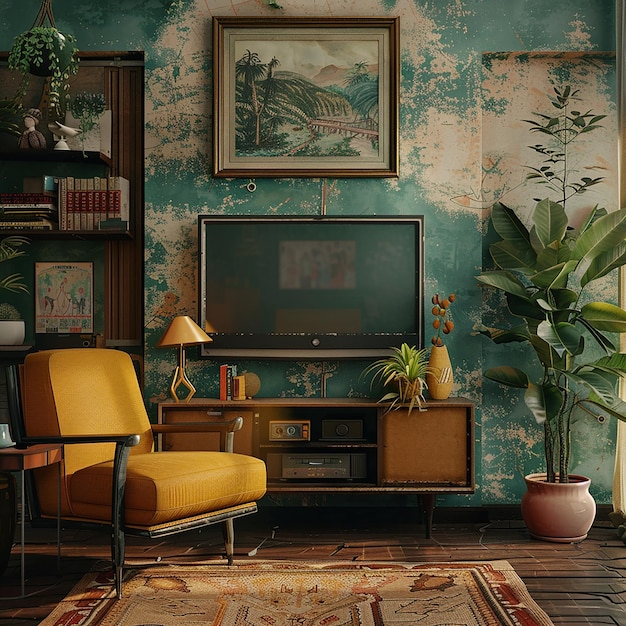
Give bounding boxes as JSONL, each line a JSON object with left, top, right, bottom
{"left": 266, "top": 453, "right": 367, "bottom": 479}
{"left": 269, "top": 420, "right": 310, "bottom": 441}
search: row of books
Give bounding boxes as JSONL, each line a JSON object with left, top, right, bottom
{"left": 0, "top": 175, "right": 130, "bottom": 232}
{"left": 219, "top": 364, "right": 246, "bottom": 401}
{"left": 59, "top": 176, "right": 130, "bottom": 231}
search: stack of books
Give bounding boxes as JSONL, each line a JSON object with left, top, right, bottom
{"left": 0, "top": 192, "right": 58, "bottom": 230}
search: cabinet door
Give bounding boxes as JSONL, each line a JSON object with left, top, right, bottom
{"left": 162, "top": 408, "right": 255, "bottom": 456}
{"left": 379, "top": 405, "right": 473, "bottom": 487}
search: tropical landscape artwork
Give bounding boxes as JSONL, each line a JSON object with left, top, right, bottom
{"left": 213, "top": 17, "right": 398, "bottom": 177}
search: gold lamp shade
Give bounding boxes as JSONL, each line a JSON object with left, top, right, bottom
{"left": 157, "top": 315, "right": 213, "bottom": 402}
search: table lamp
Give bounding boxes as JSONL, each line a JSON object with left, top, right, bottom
{"left": 157, "top": 315, "right": 213, "bottom": 402}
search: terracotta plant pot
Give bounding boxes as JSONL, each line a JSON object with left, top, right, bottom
{"left": 521, "top": 473, "right": 596, "bottom": 543}
{"left": 426, "top": 345, "right": 453, "bottom": 400}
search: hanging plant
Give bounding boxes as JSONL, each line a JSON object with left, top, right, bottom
{"left": 7, "top": 0, "right": 79, "bottom": 117}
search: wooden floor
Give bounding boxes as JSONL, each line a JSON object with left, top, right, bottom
{"left": 0, "top": 506, "right": 625, "bottom": 625}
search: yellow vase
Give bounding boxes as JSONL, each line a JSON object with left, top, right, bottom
{"left": 426, "top": 345, "right": 453, "bottom": 400}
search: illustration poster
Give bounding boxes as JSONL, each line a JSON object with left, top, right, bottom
{"left": 35, "top": 262, "right": 93, "bottom": 334}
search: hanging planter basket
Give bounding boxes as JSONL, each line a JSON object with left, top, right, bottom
{"left": 7, "top": 0, "right": 79, "bottom": 116}
{"left": 10, "top": 26, "right": 78, "bottom": 78}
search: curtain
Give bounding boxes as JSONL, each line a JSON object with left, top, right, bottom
{"left": 613, "top": 0, "right": 626, "bottom": 527}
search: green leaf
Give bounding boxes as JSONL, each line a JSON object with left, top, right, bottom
{"left": 476, "top": 270, "right": 529, "bottom": 299}
{"left": 571, "top": 207, "right": 626, "bottom": 263}
{"left": 524, "top": 381, "right": 562, "bottom": 425}
{"left": 477, "top": 323, "right": 530, "bottom": 344}
{"left": 537, "top": 320, "right": 583, "bottom": 356}
{"left": 567, "top": 369, "right": 618, "bottom": 406}
{"left": 490, "top": 202, "right": 532, "bottom": 248}
{"left": 485, "top": 366, "right": 529, "bottom": 388}
{"left": 506, "top": 293, "right": 544, "bottom": 320}
{"left": 580, "top": 242, "right": 626, "bottom": 287}
{"left": 531, "top": 261, "right": 574, "bottom": 289}
{"left": 490, "top": 240, "right": 536, "bottom": 272}
{"left": 532, "top": 198, "right": 568, "bottom": 247}
{"left": 581, "top": 302, "right": 626, "bottom": 333}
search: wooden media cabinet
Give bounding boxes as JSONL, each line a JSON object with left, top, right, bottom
{"left": 157, "top": 397, "right": 475, "bottom": 537}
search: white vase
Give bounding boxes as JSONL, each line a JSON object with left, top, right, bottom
{"left": 0, "top": 320, "right": 25, "bottom": 345}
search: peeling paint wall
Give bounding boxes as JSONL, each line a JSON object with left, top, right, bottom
{"left": 0, "top": 0, "right": 617, "bottom": 506}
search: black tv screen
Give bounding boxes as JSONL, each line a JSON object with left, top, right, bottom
{"left": 198, "top": 215, "right": 424, "bottom": 358}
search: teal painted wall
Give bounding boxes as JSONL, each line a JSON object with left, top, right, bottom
{"left": 0, "top": 0, "right": 618, "bottom": 507}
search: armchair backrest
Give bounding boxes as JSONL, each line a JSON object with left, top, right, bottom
{"left": 22, "top": 349, "right": 153, "bottom": 517}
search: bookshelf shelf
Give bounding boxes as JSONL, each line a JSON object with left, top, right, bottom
{"left": 0, "top": 229, "right": 131, "bottom": 239}
{"left": 0, "top": 150, "right": 112, "bottom": 166}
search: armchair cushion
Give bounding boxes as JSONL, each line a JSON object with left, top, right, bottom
{"left": 70, "top": 450, "right": 266, "bottom": 527}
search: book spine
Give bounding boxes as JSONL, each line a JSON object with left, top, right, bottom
{"left": 219, "top": 364, "right": 229, "bottom": 401}
{"left": 57, "top": 177, "right": 67, "bottom": 230}
{"left": 65, "top": 177, "right": 75, "bottom": 230}
{"left": 0, "top": 193, "right": 56, "bottom": 204}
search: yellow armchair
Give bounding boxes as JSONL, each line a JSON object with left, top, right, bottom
{"left": 11, "top": 348, "right": 267, "bottom": 599}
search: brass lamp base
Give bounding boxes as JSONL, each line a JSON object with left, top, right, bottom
{"left": 169, "top": 346, "right": 196, "bottom": 403}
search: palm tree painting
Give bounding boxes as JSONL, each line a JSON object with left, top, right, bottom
{"left": 214, "top": 17, "right": 399, "bottom": 177}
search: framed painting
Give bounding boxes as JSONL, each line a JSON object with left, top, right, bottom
{"left": 35, "top": 262, "right": 94, "bottom": 335}
{"left": 213, "top": 16, "right": 399, "bottom": 178}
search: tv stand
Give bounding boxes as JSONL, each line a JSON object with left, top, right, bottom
{"left": 157, "top": 397, "right": 475, "bottom": 538}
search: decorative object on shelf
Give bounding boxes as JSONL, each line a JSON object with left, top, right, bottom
{"left": 0, "top": 423, "right": 15, "bottom": 449}
{"left": 362, "top": 343, "right": 431, "bottom": 414}
{"left": 426, "top": 345, "right": 453, "bottom": 400}
{"left": 243, "top": 371, "right": 261, "bottom": 398}
{"left": 426, "top": 293, "right": 456, "bottom": 400}
{"left": 157, "top": 315, "right": 213, "bottom": 403}
{"left": 68, "top": 92, "right": 105, "bottom": 155}
{"left": 476, "top": 86, "right": 626, "bottom": 541}
{"left": 0, "top": 304, "right": 25, "bottom": 346}
{"left": 7, "top": 0, "right": 79, "bottom": 117}
{"left": 47, "top": 120, "right": 80, "bottom": 150}
{"left": 0, "top": 236, "right": 29, "bottom": 346}
{"left": 17, "top": 108, "right": 46, "bottom": 150}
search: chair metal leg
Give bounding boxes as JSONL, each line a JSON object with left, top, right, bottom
{"left": 223, "top": 518, "right": 234, "bottom": 565}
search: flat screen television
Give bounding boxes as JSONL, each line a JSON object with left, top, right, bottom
{"left": 198, "top": 215, "right": 424, "bottom": 359}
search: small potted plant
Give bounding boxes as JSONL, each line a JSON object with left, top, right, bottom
{"left": 363, "top": 343, "right": 431, "bottom": 414}
{"left": 0, "top": 236, "right": 30, "bottom": 345}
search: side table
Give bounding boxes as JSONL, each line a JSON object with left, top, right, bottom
{"left": 0, "top": 444, "right": 63, "bottom": 598}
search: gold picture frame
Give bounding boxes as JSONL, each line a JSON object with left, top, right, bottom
{"left": 213, "top": 16, "right": 399, "bottom": 178}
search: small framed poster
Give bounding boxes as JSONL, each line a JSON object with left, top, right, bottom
{"left": 35, "top": 262, "right": 93, "bottom": 334}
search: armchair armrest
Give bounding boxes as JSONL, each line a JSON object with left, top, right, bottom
{"left": 151, "top": 416, "right": 244, "bottom": 453}
{"left": 19, "top": 434, "right": 141, "bottom": 447}
{"left": 19, "top": 433, "right": 140, "bottom": 580}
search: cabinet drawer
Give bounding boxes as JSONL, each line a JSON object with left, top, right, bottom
{"left": 161, "top": 408, "right": 254, "bottom": 455}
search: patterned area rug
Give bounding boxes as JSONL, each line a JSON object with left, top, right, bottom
{"left": 40, "top": 560, "right": 554, "bottom": 626}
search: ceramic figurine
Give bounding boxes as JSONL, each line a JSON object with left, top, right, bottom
{"left": 17, "top": 108, "right": 47, "bottom": 150}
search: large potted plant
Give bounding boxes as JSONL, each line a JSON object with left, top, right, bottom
{"left": 476, "top": 86, "right": 626, "bottom": 541}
